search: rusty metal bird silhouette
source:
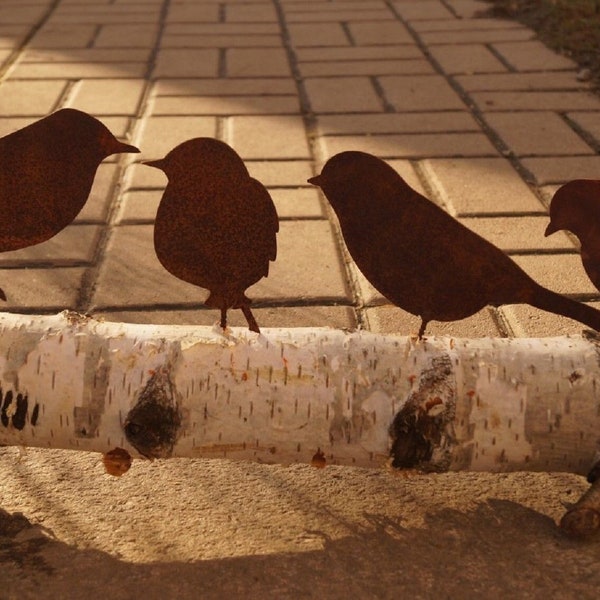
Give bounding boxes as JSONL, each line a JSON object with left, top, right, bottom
{"left": 545, "top": 179, "right": 600, "bottom": 293}
{"left": 0, "top": 108, "right": 139, "bottom": 301}
{"left": 309, "top": 151, "right": 600, "bottom": 337}
{"left": 145, "top": 138, "right": 279, "bottom": 334}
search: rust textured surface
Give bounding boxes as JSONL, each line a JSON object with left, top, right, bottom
{"left": 0, "top": 108, "right": 139, "bottom": 301}
{"left": 546, "top": 179, "right": 600, "bottom": 292}
{"left": 145, "top": 138, "right": 279, "bottom": 334}
{"left": 309, "top": 151, "right": 600, "bottom": 338}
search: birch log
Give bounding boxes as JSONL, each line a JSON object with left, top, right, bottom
{"left": 0, "top": 311, "right": 599, "bottom": 479}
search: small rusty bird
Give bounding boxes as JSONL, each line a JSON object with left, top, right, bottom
{"left": 0, "top": 108, "right": 139, "bottom": 300}
{"left": 145, "top": 138, "right": 278, "bottom": 334}
{"left": 309, "top": 151, "right": 600, "bottom": 337}
{"left": 545, "top": 179, "right": 600, "bottom": 292}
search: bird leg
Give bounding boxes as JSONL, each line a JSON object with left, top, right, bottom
{"left": 241, "top": 305, "right": 260, "bottom": 334}
{"left": 220, "top": 306, "right": 228, "bottom": 331}
{"left": 417, "top": 319, "right": 428, "bottom": 340}
{"left": 0, "top": 287, "right": 6, "bottom": 302}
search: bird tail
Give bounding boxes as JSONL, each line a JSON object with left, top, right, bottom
{"left": 530, "top": 285, "right": 600, "bottom": 332}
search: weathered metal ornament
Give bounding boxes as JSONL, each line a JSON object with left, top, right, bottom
{"left": 309, "top": 151, "right": 600, "bottom": 337}
{"left": 144, "top": 137, "right": 279, "bottom": 334}
{"left": 0, "top": 108, "right": 139, "bottom": 301}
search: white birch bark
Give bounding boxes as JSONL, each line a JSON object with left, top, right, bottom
{"left": 0, "top": 310, "right": 599, "bottom": 477}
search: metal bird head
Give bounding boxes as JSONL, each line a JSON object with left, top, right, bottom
{"left": 40, "top": 108, "right": 140, "bottom": 160}
{"left": 143, "top": 137, "right": 249, "bottom": 182}
{"left": 546, "top": 179, "right": 600, "bottom": 239}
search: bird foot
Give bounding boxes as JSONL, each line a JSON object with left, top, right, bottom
{"left": 0, "top": 288, "right": 6, "bottom": 302}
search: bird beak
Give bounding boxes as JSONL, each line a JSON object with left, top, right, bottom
{"left": 544, "top": 221, "right": 558, "bottom": 237}
{"left": 308, "top": 175, "right": 322, "bottom": 186}
{"left": 143, "top": 159, "right": 166, "bottom": 171}
{"left": 115, "top": 141, "right": 140, "bottom": 154}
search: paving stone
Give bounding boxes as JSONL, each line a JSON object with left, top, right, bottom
{"left": 228, "top": 115, "right": 311, "bottom": 159}
{"left": 225, "top": 4, "right": 278, "bottom": 22}
{"left": 94, "top": 24, "right": 159, "bottom": 47}
{"left": 455, "top": 72, "right": 588, "bottom": 92}
{"left": 246, "top": 160, "right": 314, "bottom": 187}
{"left": 348, "top": 21, "right": 414, "bottom": 45}
{"left": 512, "top": 254, "right": 597, "bottom": 296}
{"left": 428, "top": 44, "right": 508, "bottom": 74}
{"left": 459, "top": 216, "right": 574, "bottom": 253}
{"left": 567, "top": 112, "right": 600, "bottom": 145}
{"left": 365, "top": 304, "right": 503, "bottom": 337}
{"left": 153, "top": 78, "right": 295, "bottom": 96}
{"left": 29, "top": 24, "right": 98, "bottom": 48}
{"left": 164, "top": 3, "right": 220, "bottom": 22}
{"left": 0, "top": 5, "right": 50, "bottom": 25}
{"left": 484, "top": 111, "right": 594, "bottom": 157}
{"left": 379, "top": 75, "right": 467, "bottom": 111}
{"left": 269, "top": 188, "right": 324, "bottom": 219}
{"left": 92, "top": 225, "right": 202, "bottom": 308}
{"left": 132, "top": 116, "right": 218, "bottom": 159}
{"left": 22, "top": 48, "right": 153, "bottom": 63}
{"left": 151, "top": 95, "right": 299, "bottom": 116}
{"left": 0, "top": 25, "right": 29, "bottom": 48}
{"left": 8, "top": 61, "right": 148, "bottom": 78}
{"left": 520, "top": 157, "right": 600, "bottom": 186}
{"left": 248, "top": 220, "right": 350, "bottom": 302}
{"left": 226, "top": 47, "right": 291, "bottom": 77}
{"left": 0, "top": 225, "right": 102, "bottom": 265}
{"left": 316, "top": 111, "right": 479, "bottom": 135}
{"left": 501, "top": 303, "right": 600, "bottom": 337}
{"left": 492, "top": 40, "right": 577, "bottom": 71}
{"left": 470, "top": 90, "right": 600, "bottom": 111}
{"left": 67, "top": 79, "right": 146, "bottom": 115}
{"left": 319, "top": 132, "right": 496, "bottom": 160}
{"left": 161, "top": 34, "right": 282, "bottom": 48}
{"left": 96, "top": 305, "right": 357, "bottom": 329}
{"left": 445, "top": 0, "right": 493, "bottom": 18}
{"left": 421, "top": 157, "right": 544, "bottom": 216}
{"left": 0, "top": 267, "right": 86, "bottom": 310}
{"left": 304, "top": 77, "right": 383, "bottom": 113}
{"left": 418, "top": 28, "right": 533, "bottom": 45}
{"left": 287, "top": 23, "right": 349, "bottom": 47}
{"left": 165, "top": 23, "right": 279, "bottom": 36}
{"left": 285, "top": 10, "right": 393, "bottom": 22}
{"left": 76, "top": 163, "right": 124, "bottom": 222}
{"left": 153, "top": 48, "right": 219, "bottom": 77}
{"left": 282, "top": 1, "right": 387, "bottom": 11}
{"left": 116, "top": 190, "right": 161, "bottom": 223}
{"left": 295, "top": 46, "right": 424, "bottom": 61}
{"left": 0, "top": 80, "right": 67, "bottom": 116}
{"left": 410, "top": 18, "right": 525, "bottom": 32}
{"left": 300, "top": 59, "right": 433, "bottom": 77}
{"left": 392, "top": 0, "right": 453, "bottom": 19}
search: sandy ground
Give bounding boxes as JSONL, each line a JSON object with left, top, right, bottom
{"left": 1, "top": 448, "right": 600, "bottom": 599}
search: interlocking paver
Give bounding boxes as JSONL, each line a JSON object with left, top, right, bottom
{"left": 484, "top": 111, "right": 594, "bottom": 156}
{"left": 0, "top": 0, "right": 598, "bottom": 339}
{"left": 428, "top": 44, "right": 508, "bottom": 74}
{"left": 304, "top": 77, "right": 383, "bottom": 113}
{"left": 379, "top": 74, "right": 467, "bottom": 111}
{"left": 421, "top": 157, "right": 545, "bottom": 216}
{"left": 492, "top": 40, "right": 577, "bottom": 71}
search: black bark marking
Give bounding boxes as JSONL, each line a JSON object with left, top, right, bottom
{"left": 1, "top": 390, "right": 13, "bottom": 427}
{"left": 389, "top": 354, "right": 456, "bottom": 471}
{"left": 12, "top": 393, "right": 28, "bottom": 430}
{"left": 124, "top": 369, "right": 182, "bottom": 459}
{"left": 31, "top": 403, "right": 39, "bottom": 426}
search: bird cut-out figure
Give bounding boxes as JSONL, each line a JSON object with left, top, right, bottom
{"left": 0, "top": 108, "right": 140, "bottom": 300}
{"left": 309, "top": 151, "right": 600, "bottom": 337}
{"left": 545, "top": 180, "right": 600, "bottom": 292}
{"left": 145, "top": 138, "right": 278, "bottom": 334}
